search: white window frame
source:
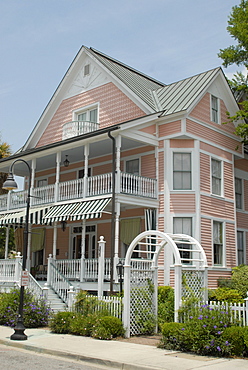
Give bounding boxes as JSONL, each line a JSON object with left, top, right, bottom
{"left": 211, "top": 95, "right": 220, "bottom": 124}
{"left": 211, "top": 158, "right": 223, "bottom": 196}
{"left": 213, "top": 220, "right": 225, "bottom": 267}
{"left": 37, "top": 178, "right": 48, "bottom": 187}
{"left": 73, "top": 103, "right": 99, "bottom": 123}
{"left": 173, "top": 152, "right": 192, "bottom": 190}
{"left": 235, "top": 177, "right": 243, "bottom": 210}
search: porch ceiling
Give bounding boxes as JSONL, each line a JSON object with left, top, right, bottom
{"left": 0, "top": 137, "right": 147, "bottom": 176}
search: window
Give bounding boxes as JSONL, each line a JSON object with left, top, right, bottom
{"left": 84, "top": 64, "right": 90, "bottom": 76}
{"left": 213, "top": 221, "right": 223, "bottom": 266}
{"left": 37, "top": 179, "right": 47, "bottom": 187}
{"left": 173, "top": 217, "right": 192, "bottom": 264}
{"left": 211, "top": 95, "right": 219, "bottom": 123}
{"left": 77, "top": 108, "right": 97, "bottom": 124}
{"left": 235, "top": 178, "right": 242, "bottom": 209}
{"left": 126, "top": 158, "right": 139, "bottom": 175}
{"left": 237, "top": 231, "right": 245, "bottom": 265}
{"left": 211, "top": 158, "right": 222, "bottom": 196}
{"left": 173, "top": 153, "right": 191, "bottom": 190}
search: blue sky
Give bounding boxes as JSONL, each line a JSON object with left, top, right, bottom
{"left": 0, "top": 0, "right": 241, "bottom": 154}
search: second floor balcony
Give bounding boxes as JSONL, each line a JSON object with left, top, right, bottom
{"left": 62, "top": 120, "right": 99, "bottom": 140}
{"left": 0, "top": 172, "right": 157, "bottom": 211}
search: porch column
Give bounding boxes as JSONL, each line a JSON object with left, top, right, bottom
{"left": 114, "top": 201, "right": 120, "bottom": 282}
{"left": 83, "top": 144, "right": 89, "bottom": 198}
{"left": 97, "top": 236, "right": 106, "bottom": 297}
{"left": 4, "top": 226, "right": 9, "bottom": 259}
{"left": 116, "top": 135, "right": 121, "bottom": 193}
{"left": 52, "top": 222, "right": 58, "bottom": 259}
{"left": 55, "top": 152, "right": 61, "bottom": 202}
{"left": 80, "top": 219, "right": 86, "bottom": 282}
{"left": 26, "top": 224, "right": 32, "bottom": 271}
{"left": 30, "top": 158, "right": 36, "bottom": 206}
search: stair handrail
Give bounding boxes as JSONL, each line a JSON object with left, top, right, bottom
{"left": 50, "top": 262, "right": 73, "bottom": 305}
{"left": 27, "top": 272, "right": 47, "bottom": 300}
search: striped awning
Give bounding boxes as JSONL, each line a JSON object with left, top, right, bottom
{"left": 42, "top": 198, "right": 111, "bottom": 224}
{"left": 0, "top": 206, "right": 50, "bottom": 226}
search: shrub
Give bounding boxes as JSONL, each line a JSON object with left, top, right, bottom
{"left": 91, "top": 316, "right": 124, "bottom": 340}
{"left": 74, "top": 290, "right": 110, "bottom": 316}
{"left": 157, "top": 286, "right": 174, "bottom": 329}
{"left": 231, "top": 265, "right": 248, "bottom": 298}
{"left": 217, "top": 278, "right": 233, "bottom": 289}
{"left": 69, "top": 313, "right": 98, "bottom": 336}
{"left": 208, "top": 287, "right": 243, "bottom": 303}
{"left": 49, "top": 311, "right": 75, "bottom": 334}
{"left": 160, "top": 301, "right": 240, "bottom": 356}
{"left": 0, "top": 288, "right": 51, "bottom": 328}
{"left": 222, "top": 326, "right": 245, "bottom": 357}
{"left": 159, "top": 322, "right": 184, "bottom": 350}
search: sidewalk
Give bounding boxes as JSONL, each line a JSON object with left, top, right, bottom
{"left": 0, "top": 326, "right": 247, "bottom": 370}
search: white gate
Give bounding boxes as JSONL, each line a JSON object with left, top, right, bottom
{"left": 123, "top": 231, "right": 208, "bottom": 337}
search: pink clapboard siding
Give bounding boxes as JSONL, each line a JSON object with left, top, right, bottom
{"left": 36, "top": 82, "right": 145, "bottom": 147}
{"left": 224, "top": 162, "right": 234, "bottom": 199}
{"left": 158, "top": 121, "right": 181, "bottom": 137}
{"left": 141, "top": 154, "right": 156, "bottom": 178}
{"left": 200, "top": 153, "right": 211, "bottom": 193}
{"left": 225, "top": 223, "right": 237, "bottom": 268}
{"left": 201, "top": 217, "right": 213, "bottom": 265}
{"left": 170, "top": 194, "right": 195, "bottom": 213}
{"left": 201, "top": 195, "right": 235, "bottom": 220}
{"left": 236, "top": 212, "right": 248, "bottom": 229}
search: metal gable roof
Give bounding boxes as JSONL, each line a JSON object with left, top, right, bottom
{"left": 89, "top": 47, "right": 165, "bottom": 112}
{"left": 154, "top": 68, "right": 221, "bottom": 116}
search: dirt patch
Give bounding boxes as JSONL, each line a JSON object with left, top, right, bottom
{"left": 116, "top": 334, "right": 162, "bottom": 346}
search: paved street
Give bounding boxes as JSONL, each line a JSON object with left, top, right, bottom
{"left": 0, "top": 344, "right": 106, "bottom": 370}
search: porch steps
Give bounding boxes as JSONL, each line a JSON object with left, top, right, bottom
{"left": 39, "top": 281, "right": 67, "bottom": 313}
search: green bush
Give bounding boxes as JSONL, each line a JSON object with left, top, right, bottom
{"left": 208, "top": 287, "right": 243, "bottom": 303}
{"left": 69, "top": 313, "right": 98, "bottom": 336}
{"left": 159, "top": 322, "right": 184, "bottom": 350}
{"left": 0, "top": 288, "right": 51, "bottom": 328}
{"left": 74, "top": 290, "right": 110, "bottom": 316}
{"left": 91, "top": 316, "right": 125, "bottom": 340}
{"left": 222, "top": 326, "right": 245, "bottom": 357}
{"left": 49, "top": 311, "right": 75, "bottom": 334}
{"left": 231, "top": 265, "right": 248, "bottom": 298}
{"left": 160, "top": 301, "right": 241, "bottom": 357}
{"left": 157, "top": 286, "right": 174, "bottom": 329}
{"left": 217, "top": 278, "right": 233, "bottom": 289}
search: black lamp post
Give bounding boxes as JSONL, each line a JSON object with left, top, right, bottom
{"left": 116, "top": 260, "right": 124, "bottom": 294}
{"left": 3, "top": 158, "right": 31, "bottom": 340}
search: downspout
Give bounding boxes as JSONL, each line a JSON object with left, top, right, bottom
{"left": 108, "top": 130, "right": 116, "bottom": 294}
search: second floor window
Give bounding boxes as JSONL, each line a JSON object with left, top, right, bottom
{"left": 126, "top": 158, "right": 139, "bottom": 176}
{"left": 211, "top": 158, "right": 222, "bottom": 196}
{"left": 235, "top": 177, "right": 242, "bottom": 209}
{"left": 213, "top": 221, "right": 223, "bottom": 266}
{"left": 173, "top": 153, "right": 191, "bottom": 190}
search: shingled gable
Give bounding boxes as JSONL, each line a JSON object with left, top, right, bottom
{"left": 22, "top": 46, "right": 165, "bottom": 151}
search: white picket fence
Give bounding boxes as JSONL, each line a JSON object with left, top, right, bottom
{"left": 208, "top": 300, "right": 248, "bottom": 326}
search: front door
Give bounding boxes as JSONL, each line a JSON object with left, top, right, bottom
{"left": 72, "top": 225, "right": 96, "bottom": 259}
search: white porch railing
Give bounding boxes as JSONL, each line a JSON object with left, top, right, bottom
{"left": 0, "top": 173, "right": 157, "bottom": 212}
{"left": 0, "top": 194, "right": 8, "bottom": 211}
{"left": 32, "top": 184, "right": 55, "bottom": 205}
{"left": 84, "top": 258, "right": 99, "bottom": 280}
{"left": 55, "top": 259, "right": 81, "bottom": 280}
{"left": 62, "top": 120, "right": 99, "bottom": 140}
{"left": 59, "top": 178, "right": 84, "bottom": 201}
{"left": 49, "top": 262, "right": 72, "bottom": 304}
{"left": 0, "top": 259, "right": 17, "bottom": 281}
{"left": 9, "top": 190, "right": 28, "bottom": 209}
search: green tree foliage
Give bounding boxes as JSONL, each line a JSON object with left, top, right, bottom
{"left": 0, "top": 227, "right": 15, "bottom": 259}
{"left": 218, "top": 1, "right": 248, "bottom": 142}
{"left": 0, "top": 136, "right": 11, "bottom": 195}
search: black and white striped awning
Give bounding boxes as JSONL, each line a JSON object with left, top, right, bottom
{"left": 42, "top": 198, "right": 111, "bottom": 224}
{"left": 0, "top": 206, "right": 50, "bottom": 226}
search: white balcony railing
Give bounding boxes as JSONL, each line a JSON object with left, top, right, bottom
{"left": 59, "top": 178, "right": 84, "bottom": 201}
{"left": 62, "top": 120, "right": 99, "bottom": 140}
{"left": 0, "top": 172, "right": 157, "bottom": 211}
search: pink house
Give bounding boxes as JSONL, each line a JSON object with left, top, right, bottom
{"left": 0, "top": 46, "right": 246, "bottom": 301}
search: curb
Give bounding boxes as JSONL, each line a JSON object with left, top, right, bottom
{"left": 0, "top": 338, "right": 158, "bottom": 370}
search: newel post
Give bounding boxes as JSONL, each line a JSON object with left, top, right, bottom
{"left": 47, "top": 254, "right": 53, "bottom": 286}
{"left": 97, "top": 236, "right": 106, "bottom": 297}
{"left": 14, "top": 252, "right": 22, "bottom": 283}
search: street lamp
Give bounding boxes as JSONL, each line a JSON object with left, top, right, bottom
{"left": 3, "top": 158, "right": 31, "bottom": 340}
{"left": 116, "top": 260, "right": 124, "bottom": 295}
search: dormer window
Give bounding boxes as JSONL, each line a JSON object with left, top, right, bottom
{"left": 211, "top": 95, "right": 219, "bottom": 124}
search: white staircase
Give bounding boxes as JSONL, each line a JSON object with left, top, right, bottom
{"left": 39, "top": 281, "right": 67, "bottom": 313}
